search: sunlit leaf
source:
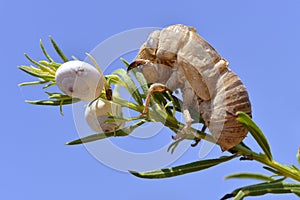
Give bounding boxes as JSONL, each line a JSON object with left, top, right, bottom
{"left": 18, "top": 80, "right": 49, "bottom": 87}
{"left": 49, "top": 36, "right": 69, "bottom": 62}
{"left": 292, "top": 189, "right": 300, "bottom": 197}
{"left": 39, "top": 60, "right": 60, "bottom": 70}
{"left": 18, "top": 66, "right": 55, "bottom": 81}
{"left": 39, "top": 39, "right": 54, "bottom": 62}
{"left": 120, "top": 57, "right": 130, "bottom": 67}
{"left": 25, "top": 98, "right": 80, "bottom": 106}
{"left": 106, "top": 74, "right": 124, "bottom": 86}
{"left": 134, "top": 71, "right": 149, "bottom": 94}
{"left": 129, "top": 155, "right": 237, "bottom": 179}
{"left": 291, "top": 165, "right": 300, "bottom": 173}
{"left": 221, "top": 181, "right": 300, "bottom": 200}
{"left": 263, "top": 166, "right": 283, "bottom": 176}
{"left": 113, "top": 68, "right": 143, "bottom": 105}
{"left": 134, "top": 69, "right": 173, "bottom": 115}
{"left": 43, "top": 82, "right": 56, "bottom": 89}
{"left": 167, "top": 137, "right": 185, "bottom": 154}
{"left": 225, "top": 172, "right": 274, "bottom": 181}
{"left": 24, "top": 53, "right": 55, "bottom": 75}
{"left": 236, "top": 111, "right": 273, "bottom": 161}
{"left": 66, "top": 120, "right": 146, "bottom": 145}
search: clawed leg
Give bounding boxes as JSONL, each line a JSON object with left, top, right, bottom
{"left": 141, "top": 83, "right": 193, "bottom": 141}
{"left": 191, "top": 125, "right": 206, "bottom": 147}
{"left": 141, "top": 83, "right": 168, "bottom": 116}
{"left": 240, "top": 155, "right": 254, "bottom": 161}
{"left": 132, "top": 63, "right": 198, "bottom": 141}
{"left": 171, "top": 81, "right": 198, "bottom": 140}
{"left": 172, "top": 108, "right": 193, "bottom": 140}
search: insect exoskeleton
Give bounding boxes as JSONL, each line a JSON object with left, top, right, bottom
{"left": 85, "top": 98, "right": 125, "bottom": 133}
{"left": 127, "top": 24, "right": 252, "bottom": 151}
{"left": 55, "top": 60, "right": 103, "bottom": 101}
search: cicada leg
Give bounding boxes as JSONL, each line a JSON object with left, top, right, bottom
{"left": 141, "top": 82, "right": 194, "bottom": 140}
{"left": 173, "top": 81, "right": 201, "bottom": 140}
{"left": 171, "top": 107, "right": 193, "bottom": 140}
{"left": 191, "top": 125, "right": 206, "bottom": 147}
{"left": 141, "top": 83, "right": 168, "bottom": 116}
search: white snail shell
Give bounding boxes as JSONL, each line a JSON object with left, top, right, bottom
{"left": 85, "top": 98, "right": 125, "bottom": 133}
{"left": 55, "top": 60, "right": 103, "bottom": 101}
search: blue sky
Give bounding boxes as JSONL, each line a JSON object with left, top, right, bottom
{"left": 1, "top": 0, "right": 300, "bottom": 199}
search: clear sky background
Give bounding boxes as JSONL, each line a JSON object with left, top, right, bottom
{"left": 1, "top": 0, "right": 300, "bottom": 199}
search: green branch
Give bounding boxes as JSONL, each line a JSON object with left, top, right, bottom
{"left": 18, "top": 38, "right": 300, "bottom": 200}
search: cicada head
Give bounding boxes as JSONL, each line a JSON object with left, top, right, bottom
{"left": 136, "top": 30, "right": 160, "bottom": 63}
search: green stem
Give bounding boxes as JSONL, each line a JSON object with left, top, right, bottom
{"left": 113, "top": 97, "right": 300, "bottom": 183}
{"left": 232, "top": 144, "right": 300, "bottom": 182}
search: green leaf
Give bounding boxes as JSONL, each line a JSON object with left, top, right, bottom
{"left": 120, "top": 57, "right": 130, "bottom": 67}
{"left": 39, "top": 39, "right": 54, "bottom": 62}
{"left": 121, "top": 59, "right": 148, "bottom": 95}
{"left": 236, "top": 111, "right": 273, "bottom": 161}
{"left": 134, "top": 71, "right": 149, "bottom": 94}
{"left": 45, "top": 92, "right": 70, "bottom": 99}
{"left": 221, "top": 181, "right": 300, "bottom": 200}
{"left": 233, "top": 191, "right": 245, "bottom": 200}
{"left": 292, "top": 189, "right": 300, "bottom": 197}
{"left": 105, "top": 74, "right": 124, "bottom": 86}
{"left": 167, "top": 137, "right": 185, "bottom": 154}
{"left": 129, "top": 155, "right": 237, "bottom": 179}
{"left": 49, "top": 36, "right": 69, "bottom": 62}
{"left": 165, "top": 91, "right": 177, "bottom": 117}
{"left": 18, "top": 80, "right": 49, "bottom": 87}
{"left": 291, "top": 165, "right": 300, "bottom": 172}
{"left": 18, "top": 66, "right": 55, "bottom": 81}
{"left": 133, "top": 71, "right": 172, "bottom": 115}
{"left": 24, "top": 53, "right": 55, "bottom": 75}
{"left": 263, "top": 166, "right": 283, "bottom": 176}
{"left": 225, "top": 172, "right": 274, "bottom": 181}
{"left": 113, "top": 69, "right": 143, "bottom": 105}
{"left": 25, "top": 98, "right": 80, "bottom": 106}
{"left": 66, "top": 120, "right": 146, "bottom": 145}
{"left": 43, "top": 82, "right": 56, "bottom": 89}
{"left": 39, "top": 60, "right": 61, "bottom": 70}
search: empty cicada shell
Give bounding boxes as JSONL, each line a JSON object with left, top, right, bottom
{"left": 128, "top": 24, "right": 252, "bottom": 151}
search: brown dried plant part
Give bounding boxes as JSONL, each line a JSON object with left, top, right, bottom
{"left": 128, "top": 24, "right": 251, "bottom": 151}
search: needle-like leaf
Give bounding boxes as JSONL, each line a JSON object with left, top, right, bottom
{"left": 225, "top": 172, "right": 275, "bottom": 181}
{"left": 129, "top": 155, "right": 237, "bottom": 179}
{"left": 66, "top": 120, "right": 146, "bottom": 145}
{"left": 49, "top": 36, "right": 69, "bottom": 62}
{"left": 25, "top": 98, "right": 80, "bottom": 106}
{"left": 221, "top": 181, "right": 300, "bottom": 200}
{"left": 18, "top": 80, "right": 49, "bottom": 87}
{"left": 40, "top": 39, "right": 54, "bottom": 62}
{"left": 24, "top": 54, "right": 55, "bottom": 75}
{"left": 236, "top": 111, "right": 273, "bottom": 161}
{"left": 18, "top": 66, "right": 55, "bottom": 81}
{"left": 113, "top": 68, "right": 143, "bottom": 105}
{"left": 263, "top": 166, "right": 283, "bottom": 176}
{"left": 120, "top": 57, "right": 130, "bottom": 67}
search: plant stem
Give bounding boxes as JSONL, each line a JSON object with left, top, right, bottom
{"left": 232, "top": 144, "right": 300, "bottom": 182}
{"left": 113, "top": 97, "right": 300, "bottom": 183}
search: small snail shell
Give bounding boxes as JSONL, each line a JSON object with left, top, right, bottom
{"left": 55, "top": 60, "right": 103, "bottom": 101}
{"left": 85, "top": 98, "right": 125, "bottom": 133}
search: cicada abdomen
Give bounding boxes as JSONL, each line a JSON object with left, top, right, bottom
{"left": 200, "top": 67, "right": 252, "bottom": 151}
